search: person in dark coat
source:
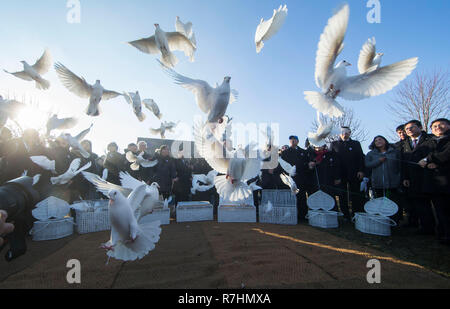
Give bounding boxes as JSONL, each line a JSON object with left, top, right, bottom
{"left": 172, "top": 152, "right": 193, "bottom": 205}
{"left": 401, "top": 120, "right": 435, "bottom": 234}
{"left": 281, "top": 135, "right": 311, "bottom": 222}
{"left": 394, "top": 124, "right": 408, "bottom": 150}
{"left": 417, "top": 118, "right": 450, "bottom": 244}
{"left": 330, "top": 127, "right": 366, "bottom": 219}
{"left": 306, "top": 144, "right": 342, "bottom": 213}
{"left": 260, "top": 145, "right": 287, "bottom": 190}
{"left": 104, "top": 142, "right": 127, "bottom": 185}
{"left": 153, "top": 145, "right": 177, "bottom": 199}
{"left": 365, "top": 136, "right": 403, "bottom": 223}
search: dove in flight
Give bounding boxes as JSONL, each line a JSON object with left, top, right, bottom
{"left": 4, "top": 49, "right": 52, "bottom": 90}
{"left": 278, "top": 157, "right": 296, "bottom": 177}
{"left": 190, "top": 170, "right": 218, "bottom": 194}
{"left": 149, "top": 121, "right": 178, "bottom": 139}
{"left": 280, "top": 173, "right": 300, "bottom": 195}
{"left": 101, "top": 187, "right": 162, "bottom": 262}
{"left": 357, "top": 37, "right": 383, "bottom": 74}
{"left": 123, "top": 91, "right": 146, "bottom": 122}
{"left": 194, "top": 120, "right": 262, "bottom": 202}
{"left": 50, "top": 158, "right": 91, "bottom": 185}
{"left": 160, "top": 62, "right": 238, "bottom": 124}
{"left": 175, "top": 16, "right": 197, "bottom": 47}
{"left": 303, "top": 4, "right": 418, "bottom": 118}
{"left": 58, "top": 124, "right": 93, "bottom": 158}
{"left": 0, "top": 97, "right": 27, "bottom": 127}
{"left": 30, "top": 156, "right": 57, "bottom": 174}
{"left": 46, "top": 114, "right": 78, "bottom": 136}
{"left": 128, "top": 24, "right": 196, "bottom": 68}
{"left": 255, "top": 5, "right": 288, "bottom": 53}
{"left": 142, "top": 99, "right": 163, "bottom": 120}
{"left": 126, "top": 151, "right": 158, "bottom": 171}
{"left": 308, "top": 113, "right": 339, "bottom": 147}
{"left": 54, "top": 62, "right": 121, "bottom": 117}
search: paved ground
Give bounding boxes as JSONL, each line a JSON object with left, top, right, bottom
{"left": 0, "top": 220, "right": 449, "bottom": 289}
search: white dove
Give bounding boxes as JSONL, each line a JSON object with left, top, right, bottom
{"left": 175, "top": 16, "right": 197, "bottom": 47}
{"left": 21, "top": 170, "right": 41, "bottom": 186}
{"left": 46, "top": 114, "right": 78, "bottom": 136}
{"left": 303, "top": 4, "right": 418, "bottom": 118}
{"left": 308, "top": 113, "right": 339, "bottom": 147}
{"left": 142, "top": 99, "right": 163, "bottom": 119}
{"left": 101, "top": 187, "right": 162, "bottom": 262}
{"left": 358, "top": 37, "right": 383, "bottom": 74}
{"left": 30, "top": 156, "right": 57, "bottom": 174}
{"left": 82, "top": 171, "right": 166, "bottom": 221}
{"left": 4, "top": 49, "right": 52, "bottom": 90}
{"left": 249, "top": 180, "right": 262, "bottom": 191}
{"left": 50, "top": 158, "right": 91, "bottom": 185}
{"left": 194, "top": 120, "right": 262, "bottom": 202}
{"left": 0, "top": 98, "right": 27, "bottom": 127}
{"left": 126, "top": 151, "right": 158, "bottom": 171}
{"left": 280, "top": 173, "right": 300, "bottom": 195}
{"left": 264, "top": 201, "right": 273, "bottom": 213}
{"left": 190, "top": 170, "right": 218, "bottom": 194}
{"left": 150, "top": 121, "right": 179, "bottom": 139}
{"left": 54, "top": 62, "right": 121, "bottom": 116}
{"left": 255, "top": 5, "right": 288, "bottom": 53}
{"left": 58, "top": 124, "right": 93, "bottom": 159}
{"left": 160, "top": 63, "right": 238, "bottom": 124}
{"left": 128, "top": 23, "right": 196, "bottom": 68}
{"left": 123, "top": 91, "right": 146, "bottom": 122}
{"left": 278, "top": 157, "right": 296, "bottom": 177}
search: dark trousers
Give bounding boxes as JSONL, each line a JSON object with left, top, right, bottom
{"left": 431, "top": 195, "right": 450, "bottom": 241}
{"left": 338, "top": 181, "right": 365, "bottom": 219}
{"left": 414, "top": 196, "right": 435, "bottom": 234}
{"left": 297, "top": 187, "right": 309, "bottom": 222}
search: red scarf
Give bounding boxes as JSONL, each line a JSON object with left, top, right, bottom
{"left": 315, "top": 149, "right": 328, "bottom": 164}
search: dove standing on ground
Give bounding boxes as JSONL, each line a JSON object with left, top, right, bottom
{"left": 255, "top": 5, "right": 288, "bottom": 53}
{"left": 128, "top": 24, "right": 196, "bottom": 68}
{"left": 194, "top": 120, "right": 261, "bottom": 202}
{"left": 303, "top": 4, "right": 418, "bottom": 118}
{"left": 0, "top": 97, "right": 27, "bottom": 127}
{"left": 160, "top": 63, "right": 238, "bottom": 124}
{"left": 30, "top": 156, "right": 57, "bottom": 174}
{"left": 59, "top": 124, "right": 93, "bottom": 159}
{"left": 54, "top": 62, "right": 121, "bottom": 116}
{"left": 149, "top": 121, "right": 179, "bottom": 139}
{"left": 123, "top": 91, "right": 146, "bottom": 122}
{"left": 101, "top": 188, "right": 162, "bottom": 262}
{"left": 142, "top": 99, "right": 163, "bottom": 119}
{"left": 175, "top": 16, "right": 197, "bottom": 47}
{"left": 4, "top": 49, "right": 52, "bottom": 90}
{"left": 126, "top": 151, "right": 158, "bottom": 171}
{"left": 50, "top": 158, "right": 91, "bottom": 185}
{"left": 45, "top": 114, "right": 78, "bottom": 136}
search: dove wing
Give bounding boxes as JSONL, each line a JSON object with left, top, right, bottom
{"left": 55, "top": 117, "right": 78, "bottom": 130}
{"left": 127, "top": 185, "right": 148, "bottom": 213}
{"left": 30, "top": 156, "right": 54, "bottom": 171}
{"left": 280, "top": 173, "right": 292, "bottom": 188}
{"left": 54, "top": 62, "right": 93, "bottom": 98}
{"left": 278, "top": 157, "right": 296, "bottom": 176}
{"left": 128, "top": 36, "right": 160, "bottom": 54}
{"left": 230, "top": 89, "right": 239, "bottom": 105}
{"left": 315, "top": 4, "right": 349, "bottom": 90}
{"left": 257, "top": 5, "right": 288, "bottom": 43}
{"left": 166, "top": 32, "right": 196, "bottom": 60}
{"left": 126, "top": 151, "right": 137, "bottom": 163}
{"left": 82, "top": 171, "right": 131, "bottom": 198}
{"left": 119, "top": 171, "right": 146, "bottom": 191}
{"left": 102, "top": 89, "right": 121, "bottom": 100}
{"left": 339, "top": 57, "right": 418, "bottom": 101}
{"left": 242, "top": 158, "right": 262, "bottom": 181}
{"left": 75, "top": 124, "right": 92, "bottom": 141}
{"left": 68, "top": 158, "right": 81, "bottom": 173}
{"left": 32, "top": 49, "right": 52, "bottom": 75}
{"left": 358, "top": 38, "right": 377, "bottom": 74}
{"left": 4, "top": 70, "right": 33, "bottom": 81}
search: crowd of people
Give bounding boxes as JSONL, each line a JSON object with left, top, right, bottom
{"left": 0, "top": 117, "right": 448, "bottom": 246}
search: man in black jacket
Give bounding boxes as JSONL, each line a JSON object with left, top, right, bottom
{"left": 330, "top": 127, "right": 365, "bottom": 220}
{"left": 281, "top": 135, "right": 311, "bottom": 222}
{"left": 417, "top": 118, "right": 450, "bottom": 244}
{"left": 401, "top": 120, "right": 435, "bottom": 234}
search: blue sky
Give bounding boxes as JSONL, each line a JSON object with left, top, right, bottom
{"left": 1, "top": 0, "right": 449, "bottom": 155}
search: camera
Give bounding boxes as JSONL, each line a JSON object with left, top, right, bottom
{"left": 0, "top": 176, "right": 42, "bottom": 261}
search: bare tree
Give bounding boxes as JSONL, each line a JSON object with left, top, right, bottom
{"left": 311, "top": 107, "right": 369, "bottom": 143}
{"left": 388, "top": 69, "right": 450, "bottom": 132}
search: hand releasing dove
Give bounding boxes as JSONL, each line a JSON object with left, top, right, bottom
{"left": 303, "top": 4, "right": 418, "bottom": 118}
{"left": 58, "top": 124, "right": 93, "bottom": 159}
{"left": 175, "top": 16, "right": 197, "bottom": 47}
{"left": 255, "top": 5, "right": 288, "bottom": 53}
{"left": 160, "top": 62, "right": 238, "bottom": 124}
{"left": 126, "top": 151, "right": 158, "bottom": 171}
{"left": 128, "top": 24, "right": 196, "bottom": 68}
{"left": 54, "top": 62, "right": 121, "bottom": 117}
{"left": 4, "top": 49, "right": 52, "bottom": 90}
{"left": 51, "top": 158, "right": 91, "bottom": 185}
{"left": 123, "top": 91, "right": 146, "bottom": 122}
{"left": 46, "top": 114, "right": 78, "bottom": 136}
{"left": 102, "top": 188, "right": 162, "bottom": 262}
{"left": 190, "top": 170, "right": 218, "bottom": 194}
{"left": 142, "top": 99, "right": 163, "bottom": 120}
{"left": 149, "top": 121, "right": 179, "bottom": 139}
{"left": 194, "top": 120, "right": 262, "bottom": 202}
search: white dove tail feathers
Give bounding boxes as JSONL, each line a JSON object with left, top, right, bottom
{"left": 35, "top": 76, "right": 50, "bottom": 90}
{"left": 161, "top": 51, "right": 178, "bottom": 69}
{"left": 107, "top": 220, "right": 162, "bottom": 262}
{"left": 137, "top": 112, "right": 146, "bottom": 122}
{"left": 256, "top": 41, "right": 264, "bottom": 54}
{"left": 304, "top": 91, "right": 344, "bottom": 118}
{"left": 214, "top": 175, "right": 252, "bottom": 202}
